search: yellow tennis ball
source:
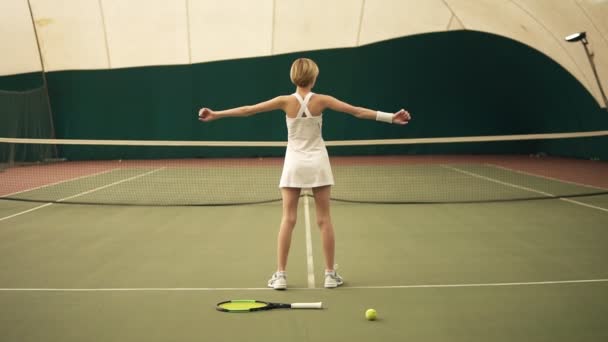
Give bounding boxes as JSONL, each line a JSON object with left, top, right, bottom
{"left": 365, "top": 308, "right": 377, "bottom": 321}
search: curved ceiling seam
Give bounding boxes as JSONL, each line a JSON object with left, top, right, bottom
{"left": 26, "top": 0, "right": 44, "bottom": 73}
{"left": 442, "top": 0, "right": 467, "bottom": 30}
{"left": 452, "top": 15, "right": 465, "bottom": 29}
{"left": 575, "top": 1, "right": 608, "bottom": 47}
{"left": 509, "top": 0, "right": 596, "bottom": 96}
{"left": 446, "top": 15, "right": 455, "bottom": 31}
{"left": 271, "top": 0, "right": 277, "bottom": 55}
{"left": 185, "top": 0, "right": 192, "bottom": 65}
{"left": 98, "top": 0, "right": 111, "bottom": 69}
{"left": 355, "top": 0, "right": 366, "bottom": 46}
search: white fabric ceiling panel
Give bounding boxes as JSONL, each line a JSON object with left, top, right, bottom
{"left": 0, "top": 0, "right": 42, "bottom": 76}
{"left": 29, "top": 0, "right": 108, "bottom": 72}
{"left": 273, "top": 0, "right": 363, "bottom": 54}
{"left": 577, "top": 0, "right": 608, "bottom": 43}
{"left": 189, "top": 0, "right": 273, "bottom": 63}
{"left": 102, "top": 0, "right": 190, "bottom": 68}
{"left": 2, "top": 0, "right": 607, "bottom": 106}
{"left": 448, "top": 14, "right": 465, "bottom": 31}
{"left": 446, "top": 0, "right": 556, "bottom": 45}
{"left": 359, "top": 0, "right": 454, "bottom": 45}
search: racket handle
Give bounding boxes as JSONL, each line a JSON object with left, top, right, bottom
{"left": 291, "top": 302, "right": 323, "bottom": 309}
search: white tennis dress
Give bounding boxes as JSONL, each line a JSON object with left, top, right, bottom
{"left": 279, "top": 92, "right": 334, "bottom": 188}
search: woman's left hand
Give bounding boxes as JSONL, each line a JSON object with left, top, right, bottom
{"left": 393, "top": 109, "right": 411, "bottom": 125}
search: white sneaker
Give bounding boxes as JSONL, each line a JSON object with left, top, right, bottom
{"left": 267, "top": 271, "right": 287, "bottom": 290}
{"left": 324, "top": 267, "right": 344, "bottom": 288}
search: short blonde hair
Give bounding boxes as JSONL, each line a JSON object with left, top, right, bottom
{"left": 290, "top": 58, "right": 319, "bottom": 87}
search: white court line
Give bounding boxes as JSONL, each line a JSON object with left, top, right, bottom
{"left": 2, "top": 168, "right": 119, "bottom": 198}
{"left": 441, "top": 165, "right": 554, "bottom": 196}
{"left": 487, "top": 163, "right": 608, "bottom": 192}
{"left": 1, "top": 278, "right": 607, "bottom": 292}
{"left": 559, "top": 198, "right": 608, "bottom": 213}
{"left": 0, "top": 203, "right": 54, "bottom": 222}
{"left": 346, "top": 278, "right": 608, "bottom": 289}
{"left": 303, "top": 192, "right": 316, "bottom": 288}
{"left": 0, "top": 168, "right": 165, "bottom": 222}
{"left": 57, "top": 168, "right": 165, "bottom": 202}
{"left": 442, "top": 165, "right": 608, "bottom": 213}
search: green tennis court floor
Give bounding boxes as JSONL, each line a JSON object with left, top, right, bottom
{"left": 1, "top": 194, "right": 607, "bottom": 341}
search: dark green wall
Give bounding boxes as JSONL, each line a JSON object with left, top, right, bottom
{"left": 0, "top": 72, "right": 43, "bottom": 91}
{"left": 2, "top": 30, "right": 607, "bottom": 160}
{"left": 0, "top": 72, "right": 55, "bottom": 162}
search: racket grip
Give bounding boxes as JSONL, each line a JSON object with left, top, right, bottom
{"left": 291, "top": 302, "right": 323, "bottom": 309}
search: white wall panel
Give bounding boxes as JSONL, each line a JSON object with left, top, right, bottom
{"left": 29, "top": 0, "right": 108, "bottom": 72}
{"left": 273, "top": 0, "right": 362, "bottom": 54}
{"left": 359, "top": 0, "right": 453, "bottom": 45}
{"left": 189, "top": 0, "right": 273, "bottom": 63}
{"left": 0, "top": 0, "right": 41, "bottom": 76}
{"left": 448, "top": 15, "right": 465, "bottom": 31}
{"left": 102, "top": 0, "right": 189, "bottom": 68}
{"left": 577, "top": 0, "right": 608, "bottom": 43}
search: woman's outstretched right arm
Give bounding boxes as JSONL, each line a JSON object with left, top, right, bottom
{"left": 320, "top": 95, "right": 411, "bottom": 125}
{"left": 198, "top": 96, "right": 288, "bottom": 122}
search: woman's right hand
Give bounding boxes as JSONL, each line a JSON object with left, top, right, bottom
{"left": 198, "top": 108, "right": 217, "bottom": 122}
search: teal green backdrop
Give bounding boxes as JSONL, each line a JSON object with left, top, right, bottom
{"left": 1, "top": 31, "right": 606, "bottom": 159}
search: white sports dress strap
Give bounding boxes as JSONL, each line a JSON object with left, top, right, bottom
{"left": 293, "top": 92, "right": 314, "bottom": 118}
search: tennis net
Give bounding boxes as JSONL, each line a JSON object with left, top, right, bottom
{"left": 1, "top": 131, "right": 607, "bottom": 206}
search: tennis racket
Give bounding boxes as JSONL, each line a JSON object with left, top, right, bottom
{"left": 216, "top": 299, "right": 323, "bottom": 313}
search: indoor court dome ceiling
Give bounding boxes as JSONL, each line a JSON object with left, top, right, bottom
{"left": 1, "top": 0, "right": 607, "bottom": 106}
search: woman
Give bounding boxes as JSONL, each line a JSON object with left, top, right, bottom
{"left": 198, "top": 58, "right": 411, "bottom": 290}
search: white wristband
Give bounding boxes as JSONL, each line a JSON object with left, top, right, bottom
{"left": 376, "top": 111, "right": 394, "bottom": 123}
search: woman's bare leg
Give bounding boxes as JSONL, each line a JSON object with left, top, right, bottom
{"left": 277, "top": 187, "right": 301, "bottom": 271}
